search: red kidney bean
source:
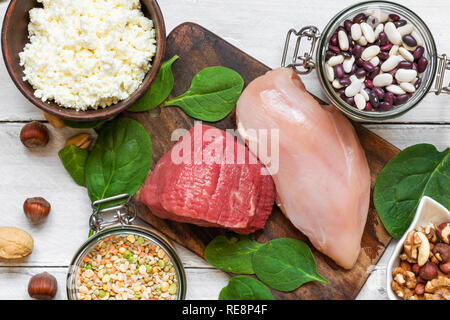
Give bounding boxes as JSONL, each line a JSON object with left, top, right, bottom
{"left": 365, "top": 79, "right": 374, "bottom": 89}
{"left": 351, "top": 63, "right": 357, "bottom": 74}
{"left": 394, "top": 19, "right": 407, "bottom": 27}
{"left": 328, "top": 45, "right": 341, "bottom": 54}
{"left": 380, "top": 102, "right": 392, "bottom": 110}
{"left": 330, "top": 33, "right": 339, "bottom": 46}
{"left": 362, "top": 61, "right": 375, "bottom": 72}
{"left": 356, "top": 57, "right": 364, "bottom": 67}
{"left": 339, "top": 76, "right": 351, "bottom": 86}
{"left": 417, "top": 57, "right": 428, "bottom": 73}
{"left": 334, "top": 64, "right": 345, "bottom": 78}
{"left": 412, "top": 62, "right": 418, "bottom": 71}
{"left": 414, "top": 77, "right": 422, "bottom": 89}
{"left": 385, "top": 92, "right": 394, "bottom": 105}
{"left": 353, "top": 44, "right": 363, "bottom": 58}
{"left": 341, "top": 93, "right": 355, "bottom": 106}
{"left": 394, "top": 94, "right": 410, "bottom": 105}
{"left": 378, "top": 52, "right": 390, "bottom": 61}
{"left": 402, "top": 35, "right": 417, "bottom": 47}
{"left": 353, "top": 13, "right": 366, "bottom": 24}
{"left": 379, "top": 32, "right": 389, "bottom": 46}
{"left": 355, "top": 68, "right": 367, "bottom": 78}
{"left": 368, "top": 66, "right": 381, "bottom": 80}
{"left": 341, "top": 51, "right": 352, "bottom": 59}
{"left": 388, "top": 68, "right": 398, "bottom": 76}
{"left": 373, "top": 87, "right": 385, "bottom": 100}
{"left": 337, "top": 26, "right": 346, "bottom": 33}
{"left": 325, "top": 50, "right": 335, "bottom": 61}
{"left": 369, "top": 91, "right": 380, "bottom": 108}
{"left": 381, "top": 44, "right": 393, "bottom": 51}
{"left": 413, "top": 46, "right": 425, "bottom": 60}
{"left": 338, "top": 88, "right": 346, "bottom": 96}
{"left": 398, "top": 61, "right": 413, "bottom": 69}
{"left": 365, "top": 102, "right": 373, "bottom": 111}
{"left": 389, "top": 14, "right": 400, "bottom": 21}
{"left": 344, "top": 19, "right": 353, "bottom": 33}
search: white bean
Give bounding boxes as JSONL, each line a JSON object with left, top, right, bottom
{"left": 361, "top": 23, "right": 375, "bottom": 43}
{"left": 325, "top": 63, "right": 334, "bottom": 82}
{"left": 397, "top": 24, "right": 414, "bottom": 36}
{"left": 374, "top": 24, "right": 384, "bottom": 40}
{"left": 389, "top": 45, "right": 399, "bottom": 56}
{"left": 381, "top": 55, "right": 402, "bottom": 72}
{"left": 400, "top": 82, "right": 416, "bottom": 93}
{"left": 386, "top": 84, "right": 406, "bottom": 95}
{"left": 327, "top": 55, "right": 344, "bottom": 67}
{"left": 332, "top": 79, "right": 344, "bottom": 89}
{"left": 373, "top": 73, "right": 393, "bottom": 87}
{"left": 357, "top": 36, "right": 368, "bottom": 46}
{"left": 351, "top": 24, "right": 362, "bottom": 41}
{"left": 362, "top": 45, "right": 380, "bottom": 61}
{"left": 384, "top": 22, "right": 402, "bottom": 45}
{"left": 354, "top": 93, "right": 366, "bottom": 110}
{"left": 360, "top": 88, "right": 370, "bottom": 101}
{"left": 350, "top": 75, "right": 358, "bottom": 82}
{"left": 402, "top": 43, "right": 417, "bottom": 52}
{"left": 366, "top": 9, "right": 389, "bottom": 23}
{"left": 343, "top": 56, "right": 355, "bottom": 73}
{"left": 399, "top": 47, "right": 414, "bottom": 62}
{"left": 370, "top": 56, "right": 380, "bottom": 67}
{"left": 338, "top": 30, "right": 349, "bottom": 51}
{"left": 395, "top": 69, "right": 418, "bottom": 83}
{"left": 345, "top": 79, "right": 363, "bottom": 97}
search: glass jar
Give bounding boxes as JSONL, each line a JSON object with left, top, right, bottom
{"left": 282, "top": 0, "right": 449, "bottom": 121}
{"left": 66, "top": 194, "right": 187, "bottom": 300}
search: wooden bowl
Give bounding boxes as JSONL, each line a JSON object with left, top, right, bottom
{"left": 1, "top": 0, "right": 166, "bottom": 121}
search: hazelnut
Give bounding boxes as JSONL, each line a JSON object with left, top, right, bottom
{"left": 418, "top": 262, "right": 439, "bottom": 281}
{"left": 439, "top": 262, "right": 450, "bottom": 274}
{"left": 23, "top": 197, "right": 51, "bottom": 224}
{"left": 28, "top": 272, "right": 57, "bottom": 300}
{"left": 65, "top": 133, "right": 92, "bottom": 149}
{"left": 432, "top": 243, "right": 450, "bottom": 263}
{"left": 414, "top": 283, "right": 425, "bottom": 295}
{"left": 412, "top": 264, "right": 420, "bottom": 275}
{"left": 437, "top": 222, "right": 450, "bottom": 244}
{"left": 20, "top": 122, "right": 49, "bottom": 148}
{"left": 43, "top": 112, "right": 65, "bottom": 129}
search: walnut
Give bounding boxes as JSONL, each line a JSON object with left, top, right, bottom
{"left": 403, "top": 230, "right": 422, "bottom": 263}
{"left": 424, "top": 276, "right": 450, "bottom": 300}
{"left": 392, "top": 267, "right": 418, "bottom": 299}
{"left": 417, "top": 224, "right": 438, "bottom": 243}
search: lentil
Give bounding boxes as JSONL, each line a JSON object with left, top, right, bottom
{"left": 75, "top": 235, "right": 178, "bottom": 300}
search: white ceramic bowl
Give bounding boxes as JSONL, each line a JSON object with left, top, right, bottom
{"left": 386, "top": 196, "right": 450, "bottom": 300}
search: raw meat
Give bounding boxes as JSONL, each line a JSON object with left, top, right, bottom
{"left": 141, "top": 124, "right": 276, "bottom": 234}
{"left": 236, "top": 68, "right": 371, "bottom": 269}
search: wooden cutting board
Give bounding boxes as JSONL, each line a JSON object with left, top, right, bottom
{"left": 126, "top": 22, "right": 398, "bottom": 300}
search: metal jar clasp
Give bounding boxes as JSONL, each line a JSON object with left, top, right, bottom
{"left": 89, "top": 193, "right": 136, "bottom": 234}
{"left": 431, "top": 54, "right": 450, "bottom": 95}
{"left": 281, "top": 26, "right": 321, "bottom": 74}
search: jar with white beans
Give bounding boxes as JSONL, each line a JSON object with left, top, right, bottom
{"left": 281, "top": 0, "right": 450, "bottom": 121}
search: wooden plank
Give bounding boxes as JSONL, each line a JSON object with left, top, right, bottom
{"left": 127, "top": 22, "right": 396, "bottom": 300}
{"left": 0, "top": 0, "right": 449, "bottom": 123}
{"left": 0, "top": 267, "right": 229, "bottom": 300}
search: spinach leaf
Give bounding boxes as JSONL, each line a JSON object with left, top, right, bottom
{"left": 252, "top": 238, "right": 328, "bottom": 292}
{"left": 64, "top": 119, "right": 110, "bottom": 130}
{"left": 85, "top": 118, "right": 152, "bottom": 204}
{"left": 205, "top": 234, "right": 263, "bottom": 274}
{"left": 58, "top": 144, "right": 89, "bottom": 187}
{"left": 374, "top": 144, "right": 450, "bottom": 239}
{"left": 219, "top": 276, "right": 275, "bottom": 300}
{"left": 165, "top": 66, "right": 244, "bottom": 122}
{"left": 129, "top": 55, "right": 179, "bottom": 112}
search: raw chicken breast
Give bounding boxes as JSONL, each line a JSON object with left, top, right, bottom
{"left": 236, "top": 68, "right": 371, "bottom": 269}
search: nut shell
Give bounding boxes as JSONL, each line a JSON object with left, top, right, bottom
{"left": 28, "top": 272, "right": 57, "bottom": 300}
{"left": 43, "top": 112, "right": 65, "bottom": 129}
{"left": 23, "top": 197, "right": 51, "bottom": 224}
{"left": 65, "top": 133, "right": 92, "bottom": 149}
{"left": 20, "top": 122, "right": 49, "bottom": 148}
{"left": 0, "top": 227, "right": 33, "bottom": 260}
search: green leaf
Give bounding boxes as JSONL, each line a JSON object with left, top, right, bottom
{"left": 374, "top": 144, "right": 450, "bottom": 239}
{"left": 58, "top": 144, "right": 89, "bottom": 187}
{"left": 129, "top": 55, "right": 179, "bottom": 112}
{"left": 165, "top": 66, "right": 244, "bottom": 122}
{"left": 219, "top": 276, "right": 275, "bottom": 300}
{"left": 252, "top": 238, "right": 328, "bottom": 292}
{"left": 64, "top": 119, "right": 110, "bottom": 130}
{"left": 85, "top": 118, "right": 152, "bottom": 204}
{"left": 205, "top": 234, "right": 263, "bottom": 274}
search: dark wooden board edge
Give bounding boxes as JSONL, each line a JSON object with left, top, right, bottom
{"left": 126, "top": 22, "right": 398, "bottom": 300}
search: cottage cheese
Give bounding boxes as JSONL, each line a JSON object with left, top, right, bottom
{"left": 19, "top": 0, "right": 156, "bottom": 110}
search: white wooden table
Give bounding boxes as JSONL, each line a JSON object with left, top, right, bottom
{"left": 0, "top": 0, "right": 449, "bottom": 300}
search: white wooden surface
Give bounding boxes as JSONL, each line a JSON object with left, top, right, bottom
{"left": 0, "top": 0, "right": 449, "bottom": 300}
